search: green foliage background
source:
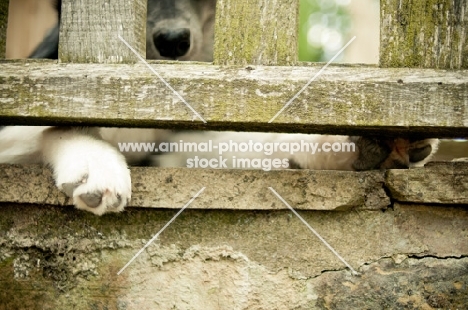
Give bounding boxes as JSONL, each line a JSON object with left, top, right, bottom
{"left": 298, "top": 0, "right": 352, "bottom": 62}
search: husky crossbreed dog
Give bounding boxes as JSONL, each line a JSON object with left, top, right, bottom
{"left": 0, "top": 0, "right": 438, "bottom": 215}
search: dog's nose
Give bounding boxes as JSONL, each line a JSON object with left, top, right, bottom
{"left": 153, "top": 28, "right": 191, "bottom": 58}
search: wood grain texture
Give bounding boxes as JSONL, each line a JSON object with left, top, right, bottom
{"left": 213, "top": 0, "right": 298, "bottom": 65}
{"left": 59, "top": 0, "right": 146, "bottom": 63}
{"left": 1, "top": 61, "right": 467, "bottom": 136}
{"left": 0, "top": 0, "right": 8, "bottom": 59}
{"left": 380, "top": 0, "right": 468, "bottom": 69}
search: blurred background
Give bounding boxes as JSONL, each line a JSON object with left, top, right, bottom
{"left": 297, "top": 0, "right": 466, "bottom": 160}
{"left": 5, "top": 0, "right": 56, "bottom": 59}
{"left": 299, "top": 0, "right": 379, "bottom": 63}
{"left": 4, "top": 0, "right": 467, "bottom": 160}
{"left": 6, "top": 0, "right": 380, "bottom": 62}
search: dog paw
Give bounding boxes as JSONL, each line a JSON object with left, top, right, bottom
{"left": 42, "top": 128, "right": 131, "bottom": 215}
{"left": 57, "top": 151, "right": 131, "bottom": 215}
{"left": 351, "top": 137, "right": 439, "bottom": 170}
{"left": 59, "top": 173, "right": 129, "bottom": 216}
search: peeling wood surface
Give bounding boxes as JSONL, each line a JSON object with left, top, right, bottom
{"left": 1, "top": 162, "right": 468, "bottom": 210}
{"left": 214, "top": 0, "right": 298, "bottom": 65}
{"left": 1, "top": 61, "right": 467, "bottom": 136}
{"left": 59, "top": 0, "right": 146, "bottom": 63}
{"left": 380, "top": 0, "right": 468, "bottom": 69}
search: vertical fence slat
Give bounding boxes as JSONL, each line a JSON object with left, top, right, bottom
{"left": 380, "top": 0, "right": 468, "bottom": 69}
{"left": 0, "top": 0, "right": 9, "bottom": 59}
{"left": 213, "top": 0, "right": 298, "bottom": 66}
{"left": 59, "top": 0, "right": 146, "bottom": 63}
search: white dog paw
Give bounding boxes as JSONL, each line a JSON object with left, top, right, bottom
{"left": 350, "top": 137, "right": 439, "bottom": 170}
{"left": 59, "top": 168, "right": 131, "bottom": 215}
{"left": 43, "top": 128, "right": 131, "bottom": 215}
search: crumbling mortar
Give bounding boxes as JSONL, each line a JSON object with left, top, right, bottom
{"left": 303, "top": 254, "right": 468, "bottom": 280}
{"left": 380, "top": 181, "right": 396, "bottom": 211}
{"left": 359, "top": 253, "right": 468, "bottom": 269}
{"left": 407, "top": 254, "right": 468, "bottom": 260}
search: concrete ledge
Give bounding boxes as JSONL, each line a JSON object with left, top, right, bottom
{"left": 1, "top": 164, "right": 388, "bottom": 211}
{"left": 1, "top": 162, "right": 468, "bottom": 211}
{"left": 386, "top": 161, "right": 468, "bottom": 204}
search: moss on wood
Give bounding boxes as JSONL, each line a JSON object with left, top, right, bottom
{"left": 380, "top": 0, "right": 468, "bottom": 69}
{"left": 214, "top": 0, "right": 298, "bottom": 66}
{"left": 1, "top": 61, "right": 467, "bottom": 136}
{"left": 0, "top": 0, "right": 8, "bottom": 59}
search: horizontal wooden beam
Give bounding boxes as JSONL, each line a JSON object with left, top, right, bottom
{"left": 1, "top": 61, "right": 467, "bottom": 137}
{"left": 1, "top": 162, "right": 467, "bottom": 210}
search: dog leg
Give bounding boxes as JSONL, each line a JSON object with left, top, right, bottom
{"left": 41, "top": 127, "right": 131, "bottom": 215}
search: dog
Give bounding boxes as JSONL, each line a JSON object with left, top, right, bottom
{"left": 0, "top": 0, "right": 438, "bottom": 215}
{"left": 0, "top": 0, "right": 217, "bottom": 215}
{"left": 28, "top": 0, "right": 216, "bottom": 61}
{"left": 151, "top": 132, "right": 439, "bottom": 171}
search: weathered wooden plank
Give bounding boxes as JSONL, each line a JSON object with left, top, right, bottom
{"left": 0, "top": 0, "right": 8, "bottom": 59}
{"left": 1, "top": 61, "right": 467, "bottom": 136}
{"left": 380, "top": 0, "right": 468, "bottom": 69}
{"left": 0, "top": 164, "right": 389, "bottom": 211}
{"left": 59, "top": 0, "right": 146, "bottom": 63}
{"left": 214, "top": 0, "right": 298, "bottom": 65}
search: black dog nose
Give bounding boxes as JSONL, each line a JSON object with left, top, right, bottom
{"left": 153, "top": 28, "right": 191, "bottom": 58}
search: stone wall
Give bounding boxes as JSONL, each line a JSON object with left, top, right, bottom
{"left": 1, "top": 163, "right": 467, "bottom": 309}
